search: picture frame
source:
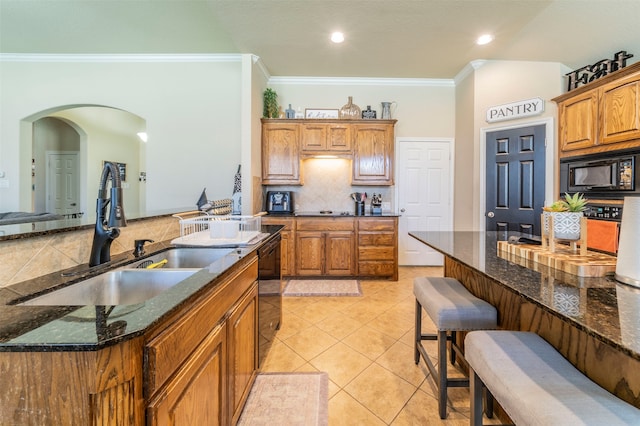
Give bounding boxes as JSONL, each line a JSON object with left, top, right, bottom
{"left": 304, "top": 108, "right": 339, "bottom": 119}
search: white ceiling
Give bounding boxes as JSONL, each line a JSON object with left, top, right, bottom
{"left": 1, "top": 0, "right": 639, "bottom": 79}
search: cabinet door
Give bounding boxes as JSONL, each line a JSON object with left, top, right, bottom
{"left": 228, "top": 283, "right": 258, "bottom": 425}
{"left": 327, "top": 124, "right": 352, "bottom": 152}
{"left": 325, "top": 231, "right": 355, "bottom": 275}
{"left": 281, "top": 230, "right": 295, "bottom": 276}
{"left": 600, "top": 74, "right": 640, "bottom": 145}
{"left": 262, "top": 122, "right": 300, "bottom": 184}
{"left": 558, "top": 89, "right": 598, "bottom": 154}
{"left": 352, "top": 123, "right": 393, "bottom": 185}
{"left": 300, "top": 123, "right": 328, "bottom": 152}
{"left": 296, "top": 231, "right": 324, "bottom": 275}
{"left": 147, "top": 324, "right": 227, "bottom": 426}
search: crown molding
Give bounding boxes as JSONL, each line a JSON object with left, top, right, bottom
{"left": 268, "top": 76, "right": 454, "bottom": 87}
{"left": 0, "top": 53, "right": 243, "bottom": 63}
{"left": 251, "top": 55, "right": 271, "bottom": 81}
{"left": 453, "top": 60, "right": 487, "bottom": 84}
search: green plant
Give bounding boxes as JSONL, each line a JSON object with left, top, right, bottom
{"left": 263, "top": 88, "right": 279, "bottom": 119}
{"left": 562, "top": 192, "right": 588, "bottom": 212}
{"left": 542, "top": 192, "right": 588, "bottom": 212}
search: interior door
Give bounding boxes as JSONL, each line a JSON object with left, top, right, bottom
{"left": 486, "top": 125, "right": 545, "bottom": 235}
{"left": 398, "top": 139, "right": 452, "bottom": 265}
{"left": 46, "top": 152, "right": 79, "bottom": 216}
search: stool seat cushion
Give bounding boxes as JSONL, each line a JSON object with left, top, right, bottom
{"left": 466, "top": 331, "right": 640, "bottom": 425}
{"left": 413, "top": 277, "right": 497, "bottom": 331}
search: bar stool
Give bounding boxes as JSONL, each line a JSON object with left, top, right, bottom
{"left": 413, "top": 276, "right": 497, "bottom": 419}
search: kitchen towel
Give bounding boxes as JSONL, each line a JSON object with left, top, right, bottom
{"left": 586, "top": 219, "right": 619, "bottom": 253}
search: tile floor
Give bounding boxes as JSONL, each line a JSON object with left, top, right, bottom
{"left": 260, "top": 266, "right": 501, "bottom": 425}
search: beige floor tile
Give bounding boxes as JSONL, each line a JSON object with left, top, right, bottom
{"left": 276, "top": 310, "right": 314, "bottom": 340}
{"left": 390, "top": 388, "right": 469, "bottom": 425}
{"left": 376, "top": 341, "right": 428, "bottom": 387}
{"left": 328, "top": 390, "right": 386, "bottom": 426}
{"left": 342, "top": 325, "right": 397, "bottom": 360}
{"left": 367, "top": 310, "right": 414, "bottom": 340}
{"left": 339, "top": 300, "right": 390, "bottom": 323}
{"left": 295, "top": 300, "right": 342, "bottom": 325}
{"left": 260, "top": 339, "right": 307, "bottom": 372}
{"left": 344, "top": 363, "right": 417, "bottom": 424}
{"left": 283, "top": 325, "right": 338, "bottom": 360}
{"left": 316, "top": 311, "right": 366, "bottom": 340}
{"left": 309, "top": 341, "right": 373, "bottom": 388}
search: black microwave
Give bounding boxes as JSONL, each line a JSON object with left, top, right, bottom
{"left": 560, "top": 153, "right": 639, "bottom": 197}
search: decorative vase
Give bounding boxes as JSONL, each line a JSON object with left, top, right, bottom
{"left": 339, "top": 96, "right": 361, "bottom": 120}
{"left": 543, "top": 211, "right": 583, "bottom": 240}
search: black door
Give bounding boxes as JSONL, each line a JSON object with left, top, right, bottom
{"left": 486, "top": 125, "right": 546, "bottom": 235}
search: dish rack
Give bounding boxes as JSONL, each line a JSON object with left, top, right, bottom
{"left": 171, "top": 215, "right": 262, "bottom": 246}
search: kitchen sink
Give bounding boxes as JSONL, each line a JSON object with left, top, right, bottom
{"left": 17, "top": 269, "right": 199, "bottom": 306}
{"left": 127, "top": 247, "right": 235, "bottom": 269}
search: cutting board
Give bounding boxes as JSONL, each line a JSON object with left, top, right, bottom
{"left": 497, "top": 241, "right": 616, "bottom": 277}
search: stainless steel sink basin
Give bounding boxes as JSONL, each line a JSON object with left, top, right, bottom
{"left": 127, "top": 247, "right": 235, "bottom": 269}
{"left": 18, "top": 269, "right": 199, "bottom": 306}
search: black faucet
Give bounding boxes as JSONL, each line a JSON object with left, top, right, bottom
{"left": 133, "top": 239, "right": 154, "bottom": 258}
{"left": 89, "top": 162, "right": 127, "bottom": 267}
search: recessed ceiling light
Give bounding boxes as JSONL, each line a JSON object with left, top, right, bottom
{"left": 477, "top": 34, "right": 494, "bottom": 45}
{"left": 331, "top": 32, "right": 344, "bottom": 43}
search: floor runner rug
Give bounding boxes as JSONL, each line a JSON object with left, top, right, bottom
{"left": 238, "top": 372, "right": 328, "bottom": 426}
{"left": 282, "top": 279, "right": 362, "bottom": 297}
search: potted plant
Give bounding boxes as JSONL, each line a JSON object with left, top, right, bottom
{"left": 542, "top": 192, "right": 588, "bottom": 240}
{"left": 263, "top": 88, "right": 279, "bottom": 119}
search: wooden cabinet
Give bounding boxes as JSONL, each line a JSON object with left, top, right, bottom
{"left": 352, "top": 123, "right": 394, "bottom": 185}
{"left": 261, "top": 216, "right": 296, "bottom": 277}
{"left": 227, "top": 283, "right": 258, "bottom": 424}
{"left": 262, "top": 121, "right": 301, "bottom": 184}
{"left": 554, "top": 62, "right": 640, "bottom": 158}
{"left": 295, "top": 218, "right": 355, "bottom": 276}
{"left": 357, "top": 217, "right": 398, "bottom": 280}
{"left": 262, "top": 119, "right": 395, "bottom": 185}
{"left": 146, "top": 256, "right": 259, "bottom": 426}
{"left": 147, "top": 324, "right": 227, "bottom": 426}
{"left": 300, "top": 122, "right": 352, "bottom": 154}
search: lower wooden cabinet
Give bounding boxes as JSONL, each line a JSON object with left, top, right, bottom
{"left": 261, "top": 217, "right": 295, "bottom": 277}
{"left": 296, "top": 218, "right": 355, "bottom": 277}
{"left": 147, "top": 323, "right": 227, "bottom": 426}
{"left": 357, "top": 217, "right": 398, "bottom": 280}
{"left": 227, "top": 283, "right": 258, "bottom": 424}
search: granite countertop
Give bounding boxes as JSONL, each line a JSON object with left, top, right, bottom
{"left": 409, "top": 231, "right": 640, "bottom": 361}
{"left": 0, "top": 225, "right": 282, "bottom": 352}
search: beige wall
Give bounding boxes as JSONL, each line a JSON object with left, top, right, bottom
{"left": 454, "top": 60, "right": 570, "bottom": 230}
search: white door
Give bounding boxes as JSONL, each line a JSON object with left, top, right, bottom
{"left": 397, "top": 139, "right": 452, "bottom": 265}
{"left": 46, "top": 152, "right": 79, "bottom": 216}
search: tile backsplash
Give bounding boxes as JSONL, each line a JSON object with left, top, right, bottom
{"left": 0, "top": 216, "right": 181, "bottom": 288}
{"left": 266, "top": 158, "right": 394, "bottom": 214}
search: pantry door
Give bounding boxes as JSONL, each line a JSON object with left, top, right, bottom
{"left": 397, "top": 139, "right": 452, "bottom": 265}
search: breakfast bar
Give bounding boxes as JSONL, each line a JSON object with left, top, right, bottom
{"left": 409, "top": 231, "right": 640, "bottom": 409}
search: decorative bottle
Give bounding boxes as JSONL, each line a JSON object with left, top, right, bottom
{"left": 339, "top": 96, "right": 361, "bottom": 120}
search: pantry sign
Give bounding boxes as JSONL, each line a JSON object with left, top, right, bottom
{"left": 486, "top": 98, "right": 544, "bottom": 123}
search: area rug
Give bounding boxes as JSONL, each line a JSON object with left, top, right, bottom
{"left": 282, "top": 279, "right": 362, "bottom": 297}
{"left": 238, "top": 372, "right": 328, "bottom": 426}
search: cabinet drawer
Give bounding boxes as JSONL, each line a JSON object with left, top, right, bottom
{"left": 358, "top": 246, "right": 395, "bottom": 261}
{"left": 296, "top": 218, "right": 354, "bottom": 231}
{"left": 145, "top": 259, "right": 258, "bottom": 397}
{"left": 262, "top": 216, "right": 295, "bottom": 231}
{"left": 358, "top": 233, "right": 395, "bottom": 246}
{"left": 358, "top": 261, "right": 396, "bottom": 276}
{"left": 358, "top": 218, "right": 396, "bottom": 231}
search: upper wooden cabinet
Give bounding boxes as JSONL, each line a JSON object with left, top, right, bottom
{"left": 262, "top": 121, "right": 301, "bottom": 185}
{"left": 352, "top": 122, "right": 394, "bottom": 185}
{"left": 300, "top": 122, "right": 352, "bottom": 154}
{"left": 554, "top": 62, "right": 640, "bottom": 158}
{"left": 262, "top": 119, "right": 396, "bottom": 186}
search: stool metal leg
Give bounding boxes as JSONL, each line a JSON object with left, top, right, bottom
{"left": 450, "top": 330, "right": 457, "bottom": 365}
{"left": 414, "top": 300, "right": 422, "bottom": 364}
{"left": 438, "top": 330, "right": 448, "bottom": 419}
{"left": 470, "top": 370, "right": 484, "bottom": 426}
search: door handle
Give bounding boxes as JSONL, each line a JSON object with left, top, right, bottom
{"left": 400, "top": 208, "right": 405, "bottom": 212}
{"left": 487, "top": 212, "right": 494, "bottom": 218}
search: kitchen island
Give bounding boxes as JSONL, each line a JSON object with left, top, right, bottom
{"left": 410, "top": 231, "right": 640, "bottom": 409}
{"left": 0, "top": 226, "right": 282, "bottom": 425}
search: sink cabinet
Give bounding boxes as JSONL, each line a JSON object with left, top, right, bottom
{"left": 0, "top": 253, "right": 259, "bottom": 426}
{"left": 554, "top": 61, "right": 640, "bottom": 158}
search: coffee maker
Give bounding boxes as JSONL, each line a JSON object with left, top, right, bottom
{"left": 266, "top": 191, "right": 294, "bottom": 214}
